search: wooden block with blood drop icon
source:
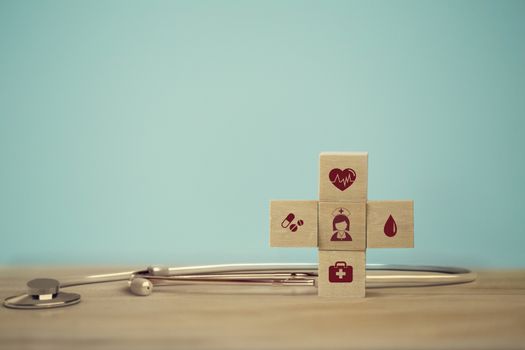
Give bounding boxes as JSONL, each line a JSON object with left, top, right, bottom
{"left": 319, "top": 152, "right": 368, "bottom": 202}
{"left": 269, "top": 200, "right": 318, "bottom": 247}
{"left": 318, "top": 202, "right": 366, "bottom": 251}
{"left": 318, "top": 250, "right": 366, "bottom": 298}
{"left": 366, "top": 200, "right": 414, "bottom": 248}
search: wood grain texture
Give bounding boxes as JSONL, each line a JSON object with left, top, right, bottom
{"left": 319, "top": 152, "right": 368, "bottom": 202}
{"left": 367, "top": 200, "right": 414, "bottom": 248}
{"left": 269, "top": 200, "right": 318, "bottom": 247}
{"left": 1, "top": 267, "right": 525, "bottom": 350}
{"left": 318, "top": 202, "right": 366, "bottom": 251}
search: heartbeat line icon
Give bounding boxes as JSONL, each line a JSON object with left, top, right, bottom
{"left": 329, "top": 168, "right": 356, "bottom": 191}
{"left": 332, "top": 173, "right": 354, "bottom": 186}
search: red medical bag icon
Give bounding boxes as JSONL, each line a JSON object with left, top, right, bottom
{"left": 328, "top": 261, "right": 353, "bottom": 283}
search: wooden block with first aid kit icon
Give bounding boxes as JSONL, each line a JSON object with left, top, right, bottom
{"left": 318, "top": 202, "right": 366, "bottom": 251}
{"left": 367, "top": 200, "right": 414, "bottom": 248}
{"left": 269, "top": 200, "right": 318, "bottom": 247}
{"left": 319, "top": 152, "right": 368, "bottom": 202}
{"left": 318, "top": 250, "right": 366, "bottom": 297}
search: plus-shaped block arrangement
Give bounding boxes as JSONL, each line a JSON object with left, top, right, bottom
{"left": 269, "top": 152, "right": 414, "bottom": 297}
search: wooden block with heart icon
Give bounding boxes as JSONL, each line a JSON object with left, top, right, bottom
{"left": 367, "top": 200, "right": 414, "bottom": 248}
{"left": 269, "top": 200, "right": 318, "bottom": 247}
{"left": 319, "top": 152, "right": 368, "bottom": 202}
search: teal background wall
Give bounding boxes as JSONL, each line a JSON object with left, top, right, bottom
{"left": 1, "top": 0, "right": 524, "bottom": 267}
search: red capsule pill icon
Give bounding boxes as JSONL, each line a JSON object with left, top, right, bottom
{"left": 281, "top": 213, "right": 295, "bottom": 228}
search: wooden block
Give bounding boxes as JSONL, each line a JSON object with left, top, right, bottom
{"left": 367, "top": 200, "right": 414, "bottom": 248}
{"left": 318, "top": 202, "right": 366, "bottom": 251}
{"left": 269, "top": 200, "right": 318, "bottom": 247}
{"left": 319, "top": 152, "right": 368, "bottom": 202}
{"left": 318, "top": 250, "right": 366, "bottom": 297}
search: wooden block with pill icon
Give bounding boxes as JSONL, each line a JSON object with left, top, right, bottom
{"left": 318, "top": 202, "right": 366, "bottom": 251}
{"left": 318, "top": 250, "right": 366, "bottom": 297}
{"left": 319, "top": 152, "right": 368, "bottom": 202}
{"left": 366, "top": 200, "right": 414, "bottom": 248}
{"left": 269, "top": 200, "right": 318, "bottom": 247}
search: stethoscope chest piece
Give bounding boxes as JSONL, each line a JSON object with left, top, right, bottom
{"left": 3, "top": 278, "right": 80, "bottom": 309}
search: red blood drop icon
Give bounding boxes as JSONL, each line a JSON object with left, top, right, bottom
{"left": 384, "top": 215, "right": 397, "bottom": 237}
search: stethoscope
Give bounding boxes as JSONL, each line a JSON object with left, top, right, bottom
{"left": 3, "top": 263, "right": 477, "bottom": 310}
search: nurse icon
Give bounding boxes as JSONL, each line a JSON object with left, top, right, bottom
{"left": 330, "top": 208, "right": 352, "bottom": 241}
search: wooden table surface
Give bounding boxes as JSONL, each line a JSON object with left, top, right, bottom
{"left": 0, "top": 267, "right": 524, "bottom": 350}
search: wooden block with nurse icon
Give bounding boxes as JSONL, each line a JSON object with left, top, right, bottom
{"left": 318, "top": 202, "right": 366, "bottom": 251}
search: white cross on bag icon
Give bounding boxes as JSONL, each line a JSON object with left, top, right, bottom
{"left": 336, "top": 268, "right": 346, "bottom": 279}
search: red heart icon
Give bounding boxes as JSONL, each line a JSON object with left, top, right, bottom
{"left": 329, "top": 168, "right": 356, "bottom": 191}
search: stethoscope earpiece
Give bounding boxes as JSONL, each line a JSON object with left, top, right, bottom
{"left": 129, "top": 277, "right": 153, "bottom": 296}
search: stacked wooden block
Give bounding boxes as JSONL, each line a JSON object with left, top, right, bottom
{"left": 270, "top": 152, "right": 414, "bottom": 297}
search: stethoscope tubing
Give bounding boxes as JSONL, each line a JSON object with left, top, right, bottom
{"left": 2, "top": 264, "right": 477, "bottom": 310}
{"left": 60, "top": 264, "right": 477, "bottom": 289}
